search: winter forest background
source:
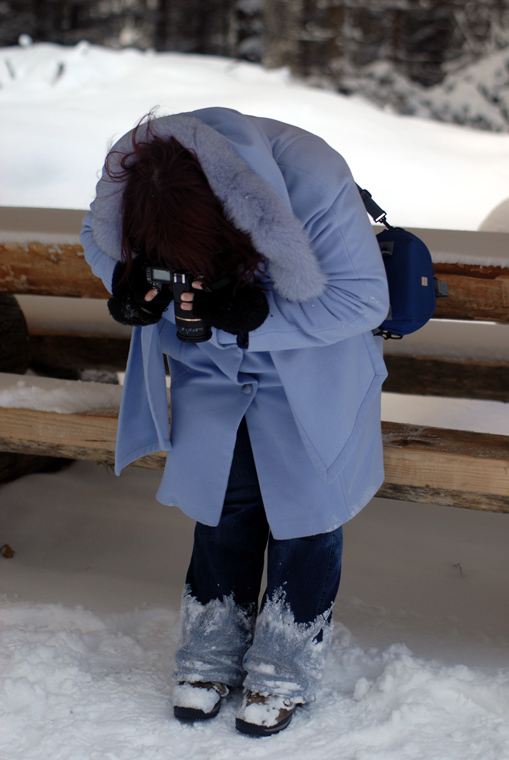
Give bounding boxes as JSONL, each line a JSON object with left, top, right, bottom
{"left": 4, "top": 0, "right": 509, "bottom": 132}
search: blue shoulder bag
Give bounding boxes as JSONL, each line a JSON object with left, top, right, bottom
{"left": 357, "top": 185, "right": 449, "bottom": 339}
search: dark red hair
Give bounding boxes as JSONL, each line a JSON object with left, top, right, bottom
{"left": 105, "top": 115, "right": 265, "bottom": 289}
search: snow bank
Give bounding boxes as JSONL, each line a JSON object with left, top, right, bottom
{"left": 479, "top": 197, "right": 509, "bottom": 232}
{"left": 382, "top": 392, "right": 509, "bottom": 435}
{"left": 0, "top": 372, "right": 123, "bottom": 413}
{"left": 2, "top": 42, "right": 509, "bottom": 231}
{"left": 0, "top": 231, "right": 82, "bottom": 246}
{"left": 415, "top": 228, "right": 509, "bottom": 268}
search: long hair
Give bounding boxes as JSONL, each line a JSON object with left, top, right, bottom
{"left": 104, "top": 116, "right": 265, "bottom": 289}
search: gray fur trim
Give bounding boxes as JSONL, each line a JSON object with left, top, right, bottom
{"left": 90, "top": 113, "right": 326, "bottom": 302}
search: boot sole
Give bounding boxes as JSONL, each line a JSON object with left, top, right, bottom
{"left": 235, "top": 709, "right": 295, "bottom": 737}
{"left": 174, "top": 701, "right": 221, "bottom": 722}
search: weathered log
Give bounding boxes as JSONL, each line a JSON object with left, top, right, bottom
{"left": 376, "top": 483, "right": 509, "bottom": 512}
{"left": 0, "top": 406, "right": 165, "bottom": 469}
{"left": 380, "top": 421, "right": 509, "bottom": 512}
{"left": 0, "top": 404, "right": 507, "bottom": 512}
{"left": 29, "top": 334, "right": 130, "bottom": 374}
{"left": 0, "top": 242, "right": 108, "bottom": 299}
{"left": 433, "top": 262, "right": 509, "bottom": 323}
{"left": 383, "top": 355, "right": 509, "bottom": 402}
{"left": 1, "top": 242, "right": 509, "bottom": 322}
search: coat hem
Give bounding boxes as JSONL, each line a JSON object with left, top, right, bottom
{"left": 114, "top": 441, "right": 170, "bottom": 476}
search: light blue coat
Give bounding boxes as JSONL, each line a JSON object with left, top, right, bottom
{"left": 80, "top": 107, "right": 390, "bottom": 539}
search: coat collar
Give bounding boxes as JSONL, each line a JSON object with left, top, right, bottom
{"left": 90, "top": 111, "right": 326, "bottom": 302}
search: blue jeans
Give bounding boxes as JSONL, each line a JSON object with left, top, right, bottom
{"left": 174, "top": 418, "right": 343, "bottom": 702}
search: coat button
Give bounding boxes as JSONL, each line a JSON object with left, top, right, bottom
{"left": 242, "top": 384, "right": 253, "bottom": 394}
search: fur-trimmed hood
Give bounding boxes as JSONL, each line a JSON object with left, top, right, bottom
{"left": 90, "top": 110, "right": 326, "bottom": 303}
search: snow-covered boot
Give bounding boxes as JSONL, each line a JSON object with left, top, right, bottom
{"left": 235, "top": 691, "right": 297, "bottom": 736}
{"left": 173, "top": 681, "right": 229, "bottom": 721}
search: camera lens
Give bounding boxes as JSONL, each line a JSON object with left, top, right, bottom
{"left": 172, "top": 273, "right": 212, "bottom": 343}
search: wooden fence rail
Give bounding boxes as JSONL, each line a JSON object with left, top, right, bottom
{"left": 0, "top": 392, "right": 507, "bottom": 513}
{"left": 1, "top": 241, "right": 508, "bottom": 322}
{"left": 1, "top": 207, "right": 508, "bottom": 511}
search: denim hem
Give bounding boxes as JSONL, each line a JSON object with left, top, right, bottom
{"left": 242, "top": 589, "right": 334, "bottom": 703}
{"left": 174, "top": 589, "right": 255, "bottom": 688}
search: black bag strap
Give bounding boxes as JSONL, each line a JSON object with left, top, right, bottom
{"left": 356, "top": 184, "right": 392, "bottom": 229}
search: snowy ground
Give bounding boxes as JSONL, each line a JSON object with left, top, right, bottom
{"left": 2, "top": 463, "right": 509, "bottom": 760}
{"left": 1, "top": 42, "right": 509, "bottom": 760}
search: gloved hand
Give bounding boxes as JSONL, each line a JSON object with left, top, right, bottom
{"left": 192, "top": 280, "right": 269, "bottom": 335}
{"left": 107, "top": 256, "right": 173, "bottom": 326}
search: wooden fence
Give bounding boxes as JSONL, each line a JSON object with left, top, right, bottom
{"left": 1, "top": 206, "right": 508, "bottom": 512}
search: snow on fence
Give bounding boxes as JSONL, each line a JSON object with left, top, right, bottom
{"left": 0, "top": 206, "right": 508, "bottom": 513}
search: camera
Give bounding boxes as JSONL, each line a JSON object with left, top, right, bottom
{"left": 146, "top": 267, "right": 212, "bottom": 343}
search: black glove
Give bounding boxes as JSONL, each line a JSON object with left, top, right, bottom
{"left": 107, "top": 256, "right": 173, "bottom": 326}
{"left": 192, "top": 280, "right": 269, "bottom": 335}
